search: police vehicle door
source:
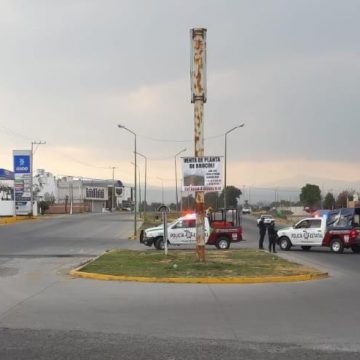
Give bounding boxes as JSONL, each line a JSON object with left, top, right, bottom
{"left": 292, "top": 219, "right": 323, "bottom": 246}
{"left": 169, "top": 218, "right": 196, "bottom": 245}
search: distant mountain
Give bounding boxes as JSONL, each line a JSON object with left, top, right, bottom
{"left": 261, "top": 175, "right": 360, "bottom": 193}
{"left": 140, "top": 176, "right": 360, "bottom": 206}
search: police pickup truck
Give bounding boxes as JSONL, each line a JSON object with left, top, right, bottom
{"left": 140, "top": 212, "right": 243, "bottom": 250}
{"left": 277, "top": 208, "right": 360, "bottom": 254}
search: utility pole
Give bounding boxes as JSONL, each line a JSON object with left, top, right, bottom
{"left": 118, "top": 125, "right": 137, "bottom": 237}
{"left": 132, "top": 162, "right": 141, "bottom": 217}
{"left": 157, "top": 177, "right": 164, "bottom": 204}
{"left": 136, "top": 152, "right": 147, "bottom": 218}
{"left": 190, "top": 28, "right": 207, "bottom": 262}
{"left": 110, "top": 166, "right": 118, "bottom": 211}
{"left": 30, "top": 140, "right": 46, "bottom": 216}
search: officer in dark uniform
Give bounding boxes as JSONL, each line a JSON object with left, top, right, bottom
{"left": 258, "top": 217, "right": 267, "bottom": 249}
{"left": 267, "top": 220, "right": 278, "bottom": 253}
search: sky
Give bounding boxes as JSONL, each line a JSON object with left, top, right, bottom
{"left": 1, "top": 0, "right": 360, "bottom": 204}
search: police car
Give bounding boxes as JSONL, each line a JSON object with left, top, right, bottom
{"left": 257, "top": 214, "right": 273, "bottom": 225}
{"left": 277, "top": 212, "right": 360, "bottom": 253}
{"left": 140, "top": 212, "right": 243, "bottom": 250}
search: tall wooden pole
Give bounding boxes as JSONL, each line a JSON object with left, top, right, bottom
{"left": 190, "top": 28, "right": 207, "bottom": 262}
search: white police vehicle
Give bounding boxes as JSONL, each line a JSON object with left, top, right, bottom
{"left": 257, "top": 214, "right": 273, "bottom": 225}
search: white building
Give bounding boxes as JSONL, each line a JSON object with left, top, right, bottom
{"left": 1, "top": 168, "right": 133, "bottom": 215}
{"left": 33, "top": 169, "right": 58, "bottom": 203}
{"left": 35, "top": 170, "right": 132, "bottom": 213}
{"left": 0, "top": 169, "right": 15, "bottom": 216}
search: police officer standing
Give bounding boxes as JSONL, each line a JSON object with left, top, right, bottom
{"left": 268, "top": 220, "right": 278, "bottom": 253}
{"left": 258, "top": 217, "right": 266, "bottom": 249}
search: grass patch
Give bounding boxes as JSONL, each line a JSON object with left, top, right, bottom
{"left": 80, "top": 249, "right": 322, "bottom": 279}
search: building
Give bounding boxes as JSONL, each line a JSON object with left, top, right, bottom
{"left": 0, "top": 169, "right": 15, "bottom": 216}
{"left": 1, "top": 167, "right": 133, "bottom": 215}
{"left": 35, "top": 171, "right": 132, "bottom": 214}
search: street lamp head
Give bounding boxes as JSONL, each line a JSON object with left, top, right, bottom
{"left": 226, "top": 123, "right": 245, "bottom": 135}
{"left": 118, "top": 124, "right": 136, "bottom": 136}
{"left": 136, "top": 151, "right": 147, "bottom": 159}
{"left": 175, "top": 148, "right": 187, "bottom": 157}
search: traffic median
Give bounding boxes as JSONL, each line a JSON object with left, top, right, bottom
{"left": 70, "top": 249, "right": 328, "bottom": 284}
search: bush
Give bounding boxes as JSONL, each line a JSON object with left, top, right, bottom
{"left": 39, "top": 201, "right": 50, "bottom": 214}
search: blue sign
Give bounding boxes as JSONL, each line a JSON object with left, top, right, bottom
{"left": 14, "top": 155, "right": 31, "bottom": 174}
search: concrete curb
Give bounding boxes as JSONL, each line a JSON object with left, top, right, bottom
{"left": 0, "top": 216, "right": 37, "bottom": 225}
{"left": 0, "top": 217, "right": 17, "bottom": 225}
{"left": 69, "top": 268, "right": 328, "bottom": 285}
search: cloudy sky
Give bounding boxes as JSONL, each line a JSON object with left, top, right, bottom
{"left": 1, "top": 0, "right": 359, "bottom": 202}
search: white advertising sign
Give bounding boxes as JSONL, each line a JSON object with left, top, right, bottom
{"left": 182, "top": 156, "right": 223, "bottom": 192}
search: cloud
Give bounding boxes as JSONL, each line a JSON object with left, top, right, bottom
{"left": 1, "top": 0, "right": 360, "bottom": 198}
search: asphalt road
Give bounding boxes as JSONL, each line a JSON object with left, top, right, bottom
{"left": 0, "top": 212, "right": 359, "bottom": 359}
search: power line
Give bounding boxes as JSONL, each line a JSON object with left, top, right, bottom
{"left": 137, "top": 133, "right": 224, "bottom": 143}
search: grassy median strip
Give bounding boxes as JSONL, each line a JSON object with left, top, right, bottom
{"left": 79, "top": 249, "right": 323, "bottom": 279}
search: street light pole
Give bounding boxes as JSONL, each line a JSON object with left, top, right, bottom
{"left": 136, "top": 152, "right": 147, "bottom": 218}
{"left": 224, "top": 124, "right": 244, "bottom": 209}
{"left": 157, "top": 177, "right": 164, "bottom": 204}
{"left": 118, "top": 124, "right": 137, "bottom": 237}
{"left": 174, "top": 148, "right": 186, "bottom": 212}
{"left": 131, "top": 162, "right": 141, "bottom": 217}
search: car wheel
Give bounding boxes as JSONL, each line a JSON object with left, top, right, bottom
{"left": 330, "top": 238, "right": 344, "bottom": 254}
{"left": 301, "top": 246, "right": 311, "bottom": 251}
{"left": 279, "top": 237, "right": 291, "bottom": 251}
{"left": 351, "top": 245, "right": 360, "bottom": 253}
{"left": 216, "top": 237, "right": 230, "bottom": 250}
{"left": 154, "top": 237, "right": 164, "bottom": 250}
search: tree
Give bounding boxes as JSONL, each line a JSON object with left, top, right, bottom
{"left": 149, "top": 202, "right": 162, "bottom": 212}
{"left": 39, "top": 201, "right": 50, "bottom": 214}
{"left": 335, "top": 190, "right": 353, "bottom": 208}
{"left": 299, "top": 184, "right": 321, "bottom": 208}
{"left": 139, "top": 201, "right": 148, "bottom": 212}
{"left": 323, "top": 192, "right": 335, "bottom": 210}
{"left": 181, "top": 194, "right": 195, "bottom": 211}
{"left": 219, "top": 186, "right": 242, "bottom": 208}
{"left": 204, "top": 192, "right": 220, "bottom": 210}
{"left": 168, "top": 203, "right": 176, "bottom": 211}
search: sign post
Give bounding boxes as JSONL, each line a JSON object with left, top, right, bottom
{"left": 190, "top": 28, "right": 207, "bottom": 262}
{"left": 158, "top": 205, "right": 170, "bottom": 256}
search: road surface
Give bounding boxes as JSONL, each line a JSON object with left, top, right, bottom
{"left": 1, "top": 212, "right": 359, "bottom": 359}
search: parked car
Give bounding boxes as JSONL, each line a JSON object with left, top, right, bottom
{"left": 257, "top": 214, "right": 273, "bottom": 225}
